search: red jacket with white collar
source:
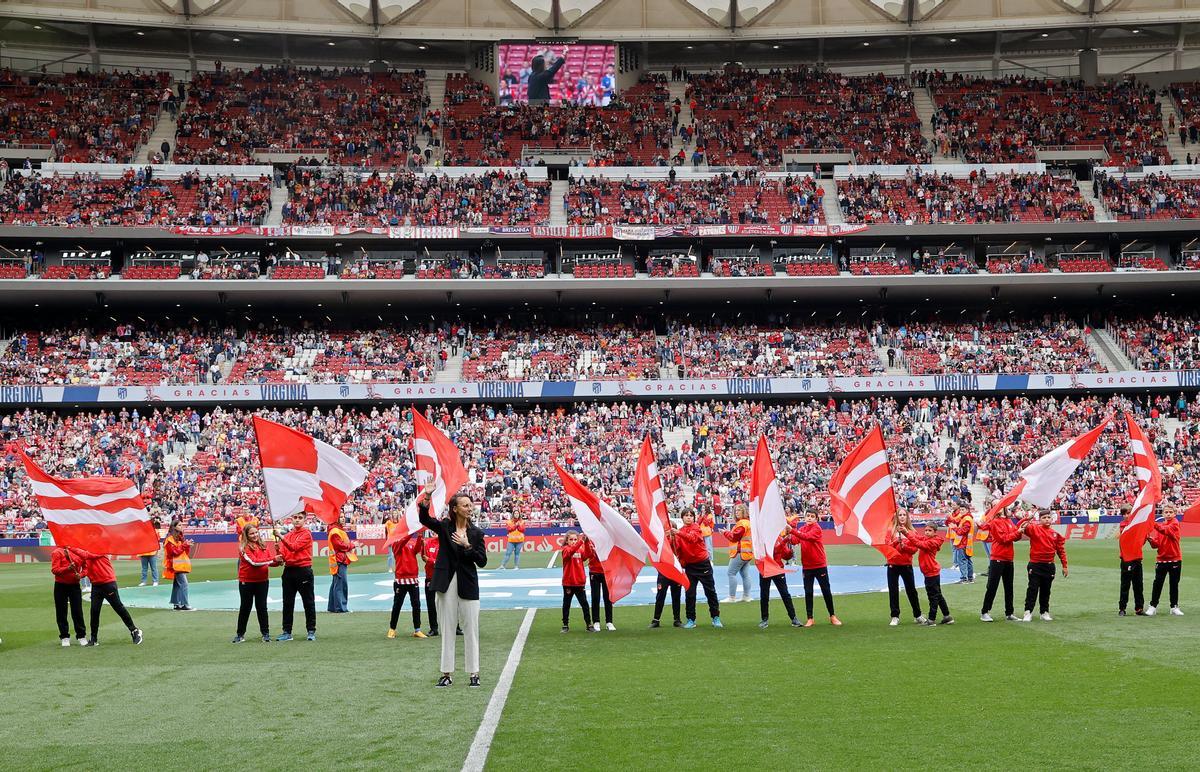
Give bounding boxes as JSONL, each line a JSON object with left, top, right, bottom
{"left": 238, "top": 544, "right": 279, "bottom": 583}
{"left": 1149, "top": 520, "right": 1182, "bottom": 563}
{"left": 562, "top": 540, "right": 587, "bottom": 586}
{"left": 391, "top": 533, "right": 423, "bottom": 581}
{"left": 1024, "top": 522, "right": 1068, "bottom": 570}
{"left": 793, "top": 522, "right": 828, "bottom": 570}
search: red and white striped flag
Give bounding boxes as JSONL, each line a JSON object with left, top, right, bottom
{"left": 985, "top": 417, "right": 1112, "bottom": 519}
{"left": 20, "top": 451, "right": 159, "bottom": 555}
{"left": 632, "top": 436, "right": 689, "bottom": 588}
{"left": 829, "top": 425, "right": 897, "bottom": 550}
{"left": 749, "top": 435, "right": 788, "bottom": 578}
{"left": 555, "top": 463, "right": 648, "bottom": 603}
{"left": 385, "top": 408, "right": 469, "bottom": 548}
{"left": 253, "top": 416, "right": 368, "bottom": 526}
{"left": 1119, "top": 415, "right": 1162, "bottom": 560}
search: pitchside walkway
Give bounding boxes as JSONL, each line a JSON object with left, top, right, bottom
{"left": 118, "top": 565, "right": 961, "bottom": 611}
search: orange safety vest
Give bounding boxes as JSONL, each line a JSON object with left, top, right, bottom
{"left": 162, "top": 536, "right": 191, "bottom": 579}
{"left": 699, "top": 513, "right": 714, "bottom": 538}
{"left": 327, "top": 526, "right": 358, "bottom": 575}
{"left": 728, "top": 518, "right": 753, "bottom": 560}
{"left": 506, "top": 521, "right": 525, "bottom": 543}
{"left": 236, "top": 515, "right": 259, "bottom": 534}
{"left": 960, "top": 518, "right": 976, "bottom": 557}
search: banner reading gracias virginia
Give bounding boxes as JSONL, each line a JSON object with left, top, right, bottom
{"left": 0, "top": 370, "right": 1195, "bottom": 405}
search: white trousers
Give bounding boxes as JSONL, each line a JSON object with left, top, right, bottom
{"left": 436, "top": 575, "right": 480, "bottom": 674}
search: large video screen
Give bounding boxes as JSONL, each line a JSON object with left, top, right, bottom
{"left": 498, "top": 43, "right": 617, "bottom": 106}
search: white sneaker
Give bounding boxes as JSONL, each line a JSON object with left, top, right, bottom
{"left": 741, "top": 595, "right": 753, "bottom": 603}
{"left": 153, "top": 582, "right": 159, "bottom": 587}
{"left": 1021, "top": 611, "right": 1033, "bottom": 622}
{"left": 723, "top": 597, "right": 737, "bottom": 604}
{"left": 137, "top": 582, "right": 146, "bottom": 587}
{"left": 1145, "top": 606, "right": 1157, "bottom": 616}
{"left": 915, "top": 616, "right": 929, "bottom": 625}
{"left": 1040, "top": 612, "right": 1054, "bottom": 622}
{"left": 60, "top": 638, "right": 71, "bottom": 647}
{"left": 980, "top": 613, "right": 994, "bottom": 622}
{"left": 77, "top": 637, "right": 88, "bottom": 646}
{"left": 606, "top": 622, "right": 615, "bottom": 631}
{"left": 1171, "top": 607, "right": 1184, "bottom": 616}
{"left": 888, "top": 617, "right": 900, "bottom": 627}
{"left": 591, "top": 623, "right": 600, "bottom": 632}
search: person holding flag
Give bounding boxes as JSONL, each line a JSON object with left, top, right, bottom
{"left": 1117, "top": 504, "right": 1146, "bottom": 616}
{"left": 632, "top": 436, "right": 690, "bottom": 629}
{"left": 162, "top": 523, "right": 194, "bottom": 611}
{"left": 907, "top": 521, "right": 954, "bottom": 625}
{"left": 388, "top": 532, "right": 427, "bottom": 640}
{"left": 1146, "top": 505, "right": 1183, "bottom": 616}
{"left": 73, "top": 546, "right": 144, "bottom": 646}
{"left": 274, "top": 513, "right": 317, "bottom": 642}
{"left": 422, "top": 530, "right": 441, "bottom": 636}
{"left": 759, "top": 526, "right": 802, "bottom": 628}
{"left": 50, "top": 545, "right": 88, "bottom": 646}
{"left": 747, "top": 435, "right": 797, "bottom": 628}
{"left": 560, "top": 531, "right": 594, "bottom": 633}
{"left": 583, "top": 534, "right": 614, "bottom": 631}
{"left": 1019, "top": 510, "right": 1068, "bottom": 622}
{"left": 672, "top": 508, "right": 722, "bottom": 629}
{"left": 794, "top": 511, "right": 841, "bottom": 627}
{"left": 979, "top": 507, "right": 1024, "bottom": 622}
{"left": 1120, "top": 414, "right": 1163, "bottom": 617}
{"left": 233, "top": 523, "right": 281, "bottom": 643}
{"left": 886, "top": 514, "right": 927, "bottom": 627}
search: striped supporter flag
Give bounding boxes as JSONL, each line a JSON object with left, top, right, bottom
{"left": 384, "top": 408, "right": 469, "bottom": 548}
{"left": 828, "top": 425, "right": 899, "bottom": 559}
{"left": 632, "top": 436, "right": 689, "bottom": 588}
{"left": 1119, "top": 415, "right": 1162, "bottom": 560}
{"left": 20, "top": 450, "right": 159, "bottom": 555}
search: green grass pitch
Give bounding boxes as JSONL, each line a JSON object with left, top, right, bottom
{"left": 2, "top": 541, "right": 1198, "bottom": 771}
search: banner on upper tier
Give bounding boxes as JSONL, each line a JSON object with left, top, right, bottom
{"left": 164, "top": 224, "right": 871, "bottom": 240}
{"left": 0, "top": 370, "right": 1195, "bottom": 405}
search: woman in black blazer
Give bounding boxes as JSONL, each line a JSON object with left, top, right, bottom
{"left": 417, "top": 481, "right": 487, "bottom": 688}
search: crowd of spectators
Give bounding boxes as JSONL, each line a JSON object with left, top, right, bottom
{"left": 281, "top": 168, "right": 550, "bottom": 227}
{"left": 878, "top": 317, "right": 1102, "bottom": 375}
{"left": 0, "top": 68, "right": 168, "bottom": 163}
{"left": 7, "top": 393, "right": 1200, "bottom": 533}
{"left": 1112, "top": 313, "right": 1200, "bottom": 371}
{"left": 929, "top": 72, "right": 1168, "bottom": 166}
{"left": 174, "top": 66, "right": 432, "bottom": 167}
{"left": 1096, "top": 171, "right": 1200, "bottom": 220}
{"left": 565, "top": 170, "right": 822, "bottom": 225}
{"left": 0, "top": 168, "right": 270, "bottom": 227}
{"left": 838, "top": 169, "right": 1092, "bottom": 224}
{"left": 667, "top": 321, "right": 882, "bottom": 377}
{"left": 460, "top": 324, "right": 661, "bottom": 381}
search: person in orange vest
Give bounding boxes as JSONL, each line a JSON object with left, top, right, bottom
{"left": 722, "top": 505, "right": 755, "bottom": 603}
{"left": 162, "top": 522, "right": 194, "bottom": 611}
{"left": 698, "top": 508, "right": 716, "bottom": 559}
{"left": 952, "top": 508, "right": 976, "bottom": 583}
{"left": 383, "top": 514, "right": 398, "bottom": 572}
{"left": 137, "top": 519, "right": 161, "bottom": 587}
{"left": 499, "top": 514, "right": 525, "bottom": 570}
{"left": 235, "top": 512, "right": 260, "bottom": 536}
{"left": 326, "top": 515, "right": 357, "bottom": 613}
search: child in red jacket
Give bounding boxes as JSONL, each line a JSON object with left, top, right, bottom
{"left": 980, "top": 509, "right": 1022, "bottom": 622}
{"left": 1020, "top": 510, "right": 1068, "bottom": 622}
{"left": 421, "top": 530, "right": 441, "bottom": 636}
{"left": 51, "top": 546, "right": 87, "bottom": 645}
{"left": 1146, "top": 505, "right": 1183, "bottom": 616}
{"left": 70, "top": 546, "right": 142, "bottom": 646}
{"left": 561, "top": 532, "right": 594, "bottom": 633}
{"left": 907, "top": 522, "right": 953, "bottom": 625}
{"left": 886, "top": 514, "right": 927, "bottom": 626}
{"left": 389, "top": 532, "right": 427, "bottom": 639}
{"left": 759, "top": 527, "right": 801, "bottom": 628}
{"left": 583, "top": 536, "right": 614, "bottom": 631}
{"left": 795, "top": 512, "right": 841, "bottom": 627}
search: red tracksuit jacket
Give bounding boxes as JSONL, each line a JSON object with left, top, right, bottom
{"left": 277, "top": 527, "right": 314, "bottom": 567}
{"left": 887, "top": 534, "right": 918, "bottom": 567}
{"left": 391, "top": 533, "right": 423, "bottom": 581}
{"left": 1119, "top": 512, "right": 1146, "bottom": 562}
{"left": 986, "top": 517, "right": 1021, "bottom": 562}
{"left": 583, "top": 540, "right": 605, "bottom": 575}
{"left": 674, "top": 523, "right": 709, "bottom": 565}
{"left": 906, "top": 533, "right": 944, "bottom": 578}
{"left": 1149, "top": 520, "right": 1182, "bottom": 563}
{"left": 794, "top": 523, "right": 828, "bottom": 570}
{"left": 562, "top": 540, "right": 587, "bottom": 586}
{"left": 238, "top": 544, "right": 278, "bottom": 583}
{"left": 51, "top": 547, "right": 83, "bottom": 584}
{"left": 1024, "top": 523, "right": 1068, "bottom": 570}
{"left": 68, "top": 547, "right": 116, "bottom": 584}
{"left": 422, "top": 535, "right": 439, "bottom": 580}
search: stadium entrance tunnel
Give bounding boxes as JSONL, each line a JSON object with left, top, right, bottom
{"left": 119, "top": 566, "right": 962, "bottom": 611}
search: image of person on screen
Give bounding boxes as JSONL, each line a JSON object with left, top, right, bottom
{"left": 527, "top": 49, "right": 566, "bottom": 103}
{"left": 600, "top": 64, "right": 615, "bottom": 106}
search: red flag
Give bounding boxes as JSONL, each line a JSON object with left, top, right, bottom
{"left": 828, "top": 425, "right": 899, "bottom": 559}
{"left": 555, "top": 463, "right": 648, "bottom": 603}
{"left": 632, "top": 437, "right": 689, "bottom": 588}
{"left": 254, "top": 416, "right": 367, "bottom": 525}
{"left": 988, "top": 418, "right": 1112, "bottom": 517}
{"left": 1182, "top": 497, "right": 1200, "bottom": 524}
{"left": 749, "top": 436, "right": 788, "bottom": 578}
{"left": 385, "top": 408, "right": 469, "bottom": 548}
{"left": 1120, "top": 415, "right": 1163, "bottom": 560}
{"left": 21, "top": 451, "right": 159, "bottom": 555}
{"left": 984, "top": 479, "right": 1027, "bottom": 520}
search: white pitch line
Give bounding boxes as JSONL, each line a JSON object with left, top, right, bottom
{"left": 546, "top": 550, "right": 559, "bottom": 569}
{"left": 461, "top": 607, "right": 537, "bottom": 772}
